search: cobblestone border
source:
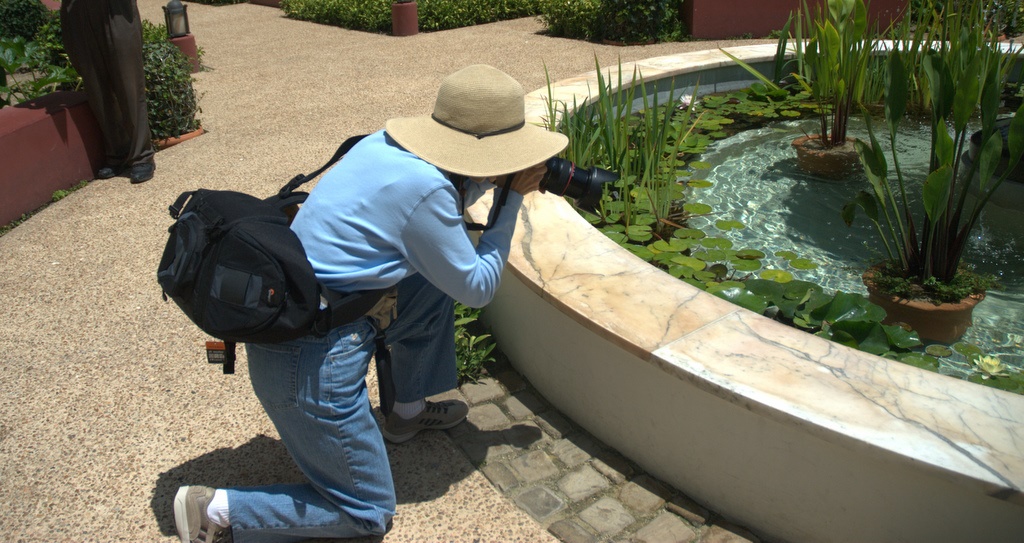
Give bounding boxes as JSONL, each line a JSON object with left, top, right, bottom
{"left": 437, "top": 356, "right": 765, "bottom": 543}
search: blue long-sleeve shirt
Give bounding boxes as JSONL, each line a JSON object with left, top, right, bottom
{"left": 290, "top": 130, "right": 523, "bottom": 308}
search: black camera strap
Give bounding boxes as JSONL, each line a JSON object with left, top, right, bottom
{"left": 455, "top": 174, "right": 514, "bottom": 231}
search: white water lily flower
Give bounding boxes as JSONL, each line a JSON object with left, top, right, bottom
{"left": 974, "top": 355, "right": 1009, "bottom": 379}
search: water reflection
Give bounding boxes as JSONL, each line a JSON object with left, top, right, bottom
{"left": 690, "top": 119, "right": 1023, "bottom": 370}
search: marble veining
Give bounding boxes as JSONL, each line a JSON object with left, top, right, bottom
{"left": 472, "top": 44, "right": 1024, "bottom": 511}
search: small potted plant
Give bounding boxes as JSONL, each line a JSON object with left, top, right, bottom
{"left": 788, "top": 0, "right": 875, "bottom": 178}
{"left": 842, "top": 38, "right": 1024, "bottom": 343}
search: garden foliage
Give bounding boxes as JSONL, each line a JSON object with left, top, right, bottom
{"left": 281, "top": 0, "right": 541, "bottom": 33}
{"left": 141, "top": 21, "right": 202, "bottom": 141}
{"left": 540, "top": 0, "right": 684, "bottom": 43}
{"left": 0, "top": 0, "right": 48, "bottom": 42}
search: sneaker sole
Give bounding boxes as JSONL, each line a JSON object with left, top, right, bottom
{"left": 381, "top": 416, "right": 466, "bottom": 444}
{"left": 172, "top": 487, "right": 196, "bottom": 543}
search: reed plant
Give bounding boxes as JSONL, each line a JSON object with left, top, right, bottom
{"left": 543, "top": 60, "right": 694, "bottom": 237}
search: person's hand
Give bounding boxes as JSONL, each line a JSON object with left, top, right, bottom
{"left": 504, "top": 163, "right": 546, "bottom": 196}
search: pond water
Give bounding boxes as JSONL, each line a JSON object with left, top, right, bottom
{"left": 689, "top": 118, "right": 1024, "bottom": 376}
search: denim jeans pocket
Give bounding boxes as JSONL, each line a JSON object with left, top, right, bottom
{"left": 246, "top": 342, "right": 302, "bottom": 410}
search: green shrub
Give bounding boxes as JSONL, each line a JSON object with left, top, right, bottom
{"left": 31, "top": 9, "right": 70, "bottom": 69}
{"left": 597, "top": 0, "right": 683, "bottom": 43}
{"left": 282, "top": 0, "right": 541, "bottom": 33}
{"left": 142, "top": 21, "right": 201, "bottom": 140}
{"left": 0, "top": 0, "right": 48, "bottom": 41}
{"left": 540, "top": 0, "right": 683, "bottom": 43}
{"left": 283, "top": 0, "right": 390, "bottom": 32}
{"left": 540, "top": 0, "right": 602, "bottom": 40}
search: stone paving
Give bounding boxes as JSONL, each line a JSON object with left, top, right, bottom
{"left": 431, "top": 354, "right": 764, "bottom": 543}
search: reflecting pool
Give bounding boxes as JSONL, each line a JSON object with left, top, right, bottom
{"left": 690, "top": 118, "right": 1024, "bottom": 375}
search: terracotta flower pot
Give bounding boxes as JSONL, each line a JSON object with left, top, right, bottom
{"left": 792, "top": 134, "right": 861, "bottom": 179}
{"left": 155, "top": 126, "right": 204, "bottom": 151}
{"left": 862, "top": 267, "right": 985, "bottom": 344}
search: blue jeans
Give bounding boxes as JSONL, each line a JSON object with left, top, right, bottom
{"left": 228, "top": 273, "right": 456, "bottom": 543}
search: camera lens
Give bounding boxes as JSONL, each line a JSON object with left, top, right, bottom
{"left": 541, "top": 157, "right": 619, "bottom": 211}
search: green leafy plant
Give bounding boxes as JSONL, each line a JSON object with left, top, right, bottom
{"left": 454, "top": 303, "right": 496, "bottom": 384}
{"left": 789, "top": 0, "right": 875, "bottom": 149}
{"left": 142, "top": 21, "right": 201, "bottom": 141}
{"left": 842, "top": 40, "right": 1024, "bottom": 302}
{"left": 0, "top": 35, "right": 80, "bottom": 106}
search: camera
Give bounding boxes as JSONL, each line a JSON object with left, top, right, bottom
{"left": 540, "top": 157, "right": 618, "bottom": 211}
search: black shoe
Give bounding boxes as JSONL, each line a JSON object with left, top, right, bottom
{"left": 96, "top": 165, "right": 127, "bottom": 179}
{"left": 130, "top": 162, "right": 155, "bottom": 184}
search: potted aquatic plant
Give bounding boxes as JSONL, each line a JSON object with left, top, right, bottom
{"left": 789, "top": 0, "right": 875, "bottom": 178}
{"left": 843, "top": 38, "right": 1024, "bottom": 343}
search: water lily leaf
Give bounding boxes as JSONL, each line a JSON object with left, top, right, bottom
{"left": 953, "top": 342, "right": 984, "bottom": 358}
{"left": 761, "top": 269, "right": 794, "bottom": 283}
{"left": 688, "top": 179, "right": 714, "bottom": 188}
{"left": 924, "top": 344, "right": 953, "bottom": 357}
{"left": 649, "top": 240, "right": 676, "bottom": 253}
{"left": 603, "top": 224, "right": 626, "bottom": 233}
{"left": 671, "top": 255, "right": 706, "bottom": 270}
{"left": 789, "top": 258, "right": 818, "bottom": 270}
{"left": 735, "top": 249, "right": 765, "bottom": 260}
{"left": 700, "top": 249, "right": 728, "bottom": 261}
{"left": 716, "top": 220, "right": 745, "bottom": 231}
{"left": 603, "top": 231, "right": 628, "bottom": 244}
{"left": 730, "top": 258, "right": 762, "bottom": 272}
{"left": 828, "top": 320, "right": 891, "bottom": 355}
{"left": 714, "top": 286, "right": 769, "bottom": 314}
{"left": 632, "top": 214, "right": 658, "bottom": 227}
{"left": 626, "top": 225, "right": 653, "bottom": 242}
{"left": 895, "top": 352, "right": 940, "bottom": 371}
{"left": 626, "top": 244, "right": 655, "bottom": 261}
{"left": 683, "top": 202, "right": 713, "bottom": 215}
{"left": 708, "top": 263, "right": 729, "bottom": 280}
{"left": 883, "top": 323, "right": 921, "bottom": 350}
{"left": 775, "top": 250, "right": 798, "bottom": 260}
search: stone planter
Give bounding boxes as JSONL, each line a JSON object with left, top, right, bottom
{"left": 862, "top": 266, "right": 985, "bottom": 344}
{"left": 792, "top": 134, "right": 861, "bottom": 179}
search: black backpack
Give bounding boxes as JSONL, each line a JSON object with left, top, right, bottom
{"left": 156, "top": 135, "right": 388, "bottom": 374}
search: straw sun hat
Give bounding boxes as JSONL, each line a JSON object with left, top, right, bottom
{"left": 385, "top": 65, "right": 568, "bottom": 178}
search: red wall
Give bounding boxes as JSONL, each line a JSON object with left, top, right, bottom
{"left": 0, "top": 92, "right": 103, "bottom": 226}
{"left": 683, "top": 0, "right": 909, "bottom": 39}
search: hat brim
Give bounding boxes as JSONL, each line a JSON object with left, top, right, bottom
{"left": 385, "top": 116, "right": 568, "bottom": 177}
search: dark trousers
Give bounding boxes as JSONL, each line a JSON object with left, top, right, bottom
{"left": 61, "top": 0, "right": 154, "bottom": 168}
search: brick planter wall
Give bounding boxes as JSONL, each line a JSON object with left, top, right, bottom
{"left": 0, "top": 91, "right": 103, "bottom": 226}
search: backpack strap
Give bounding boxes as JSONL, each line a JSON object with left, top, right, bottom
{"left": 278, "top": 134, "right": 369, "bottom": 199}
{"left": 313, "top": 287, "right": 391, "bottom": 336}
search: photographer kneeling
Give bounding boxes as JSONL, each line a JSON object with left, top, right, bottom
{"left": 172, "top": 64, "right": 568, "bottom": 543}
